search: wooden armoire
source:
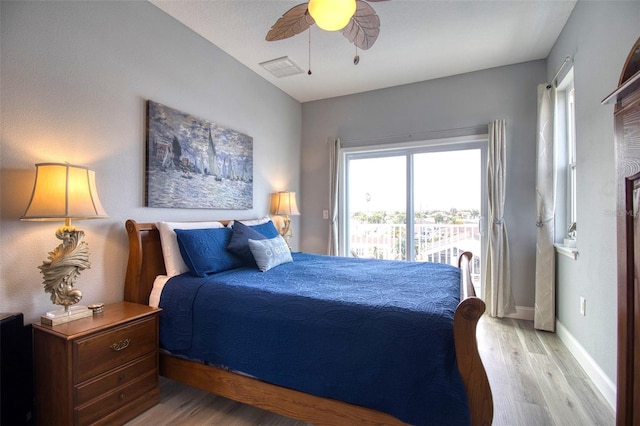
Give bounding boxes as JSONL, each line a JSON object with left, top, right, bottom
{"left": 606, "top": 36, "right": 640, "bottom": 426}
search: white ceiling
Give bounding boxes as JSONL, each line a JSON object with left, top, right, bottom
{"left": 151, "top": 0, "right": 576, "bottom": 103}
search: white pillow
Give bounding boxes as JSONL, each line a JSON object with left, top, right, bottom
{"left": 226, "top": 216, "right": 271, "bottom": 228}
{"left": 248, "top": 235, "right": 293, "bottom": 272}
{"left": 157, "top": 221, "right": 225, "bottom": 277}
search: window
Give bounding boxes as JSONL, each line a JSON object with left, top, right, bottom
{"left": 567, "top": 83, "right": 577, "bottom": 227}
{"left": 557, "top": 69, "right": 577, "bottom": 239}
{"left": 340, "top": 136, "right": 487, "bottom": 292}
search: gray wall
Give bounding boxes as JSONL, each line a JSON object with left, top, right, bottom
{"left": 300, "top": 60, "right": 545, "bottom": 311}
{"left": 550, "top": 1, "right": 639, "bottom": 386}
{"left": 0, "top": 1, "right": 301, "bottom": 324}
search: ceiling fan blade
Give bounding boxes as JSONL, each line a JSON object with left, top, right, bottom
{"left": 266, "top": 3, "right": 314, "bottom": 42}
{"left": 341, "top": 0, "right": 380, "bottom": 50}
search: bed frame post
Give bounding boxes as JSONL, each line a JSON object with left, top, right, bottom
{"left": 124, "top": 219, "right": 165, "bottom": 305}
{"left": 124, "top": 219, "right": 143, "bottom": 304}
{"left": 455, "top": 251, "right": 493, "bottom": 425}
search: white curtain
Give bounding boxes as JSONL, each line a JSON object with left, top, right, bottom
{"left": 534, "top": 84, "right": 557, "bottom": 331}
{"left": 328, "top": 137, "right": 341, "bottom": 255}
{"left": 483, "top": 119, "right": 516, "bottom": 317}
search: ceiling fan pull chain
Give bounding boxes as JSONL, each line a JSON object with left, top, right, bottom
{"left": 308, "top": 27, "right": 312, "bottom": 75}
{"left": 354, "top": 44, "right": 360, "bottom": 65}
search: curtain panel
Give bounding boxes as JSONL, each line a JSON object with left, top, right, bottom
{"left": 328, "top": 137, "right": 341, "bottom": 255}
{"left": 534, "top": 84, "right": 557, "bottom": 331}
{"left": 483, "top": 119, "right": 516, "bottom": 317}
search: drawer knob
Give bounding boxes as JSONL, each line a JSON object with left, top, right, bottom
{"left": 110, "top": 338, "right": 131, "bottom": 352}
{"left": 120, "top": 393, "right": 126, "bottom": 400}
{"left": 118, "top": 373, "right": 126, "bottom": 382}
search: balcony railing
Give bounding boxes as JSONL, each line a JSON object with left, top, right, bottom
{"left": 349, "top": 222, "right": 481, "bottom": 286}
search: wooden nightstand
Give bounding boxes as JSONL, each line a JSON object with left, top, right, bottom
{"left": 32, "top": 301, "right": 161, "bottom": 425}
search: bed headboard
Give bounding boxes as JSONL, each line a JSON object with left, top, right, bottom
{"left": 124, "top": 219, "right": 233, "bottom": 305}
{"left": 124, "top": 220, "right": 164, "bottom": 305}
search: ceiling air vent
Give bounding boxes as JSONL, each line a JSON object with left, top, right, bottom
{"left": 259, "top": 56, "right": 304, "bottom": 78}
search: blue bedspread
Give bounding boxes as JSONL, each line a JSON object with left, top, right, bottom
{"left": 159, "top": 252, "right": 470, "bottom": 425}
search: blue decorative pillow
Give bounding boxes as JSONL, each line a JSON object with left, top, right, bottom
{"left": 227, "top": 221, "right": 267, "bottom": 262}
{"left": 250, "top": 220, "right": 279, "bottom": 239}
{"left": 248, "top": 236, "right": 293, "bottom": 272}
{"left": 175, "top": 227, "right": 243, "bottom": 277}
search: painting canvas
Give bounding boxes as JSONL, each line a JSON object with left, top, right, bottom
{"left": 146, "top": 100, "right": 253, "bottom": 209}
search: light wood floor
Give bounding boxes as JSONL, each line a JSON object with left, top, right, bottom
{"left": 126, "top": 317, "right": 615, "bottom": 425}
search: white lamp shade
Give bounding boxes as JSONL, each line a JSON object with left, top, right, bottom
{"left": 271, "top": 191, "right": 300, "bottom": 216}
{"left": 308, "top": 0, "right": 356, "bottom": 31}
{"left": 21, "top": 163, "right": 108, "bottom": 221}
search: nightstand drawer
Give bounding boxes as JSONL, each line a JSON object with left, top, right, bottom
{"left": 75, "top": 352, "right": 156, "bottom": 406}
{"left": 75, "top": 371, "right": 156, "bottom": 425}
{"left": 74, "top": 317, "right": 157, "bottom": 383}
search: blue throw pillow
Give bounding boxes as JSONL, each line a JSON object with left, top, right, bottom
{"left": 175, "top": 227, "right": 243, "bottom": 277}
{"left": 250, "top": 220, "right": 280, "bottom": 239}
{"left": 227, "top": 221, "right": 267, "bottom": 263}
{"left": 248, "top": 235, "right": 293, "bottom": 272}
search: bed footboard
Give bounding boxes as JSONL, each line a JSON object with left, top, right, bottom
{"left": 455, "top": 252, "right": 493, "bottom": 425}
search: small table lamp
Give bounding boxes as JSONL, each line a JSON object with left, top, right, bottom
{"left": 21, "top": 163, "right": 108, "bottom": 325}
{"left": 271, "top": 191, "right": 300, "bottom": 248}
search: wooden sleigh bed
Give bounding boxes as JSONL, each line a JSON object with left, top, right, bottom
{"left": 123, "top": 219, "right": 493, "bottom": 425}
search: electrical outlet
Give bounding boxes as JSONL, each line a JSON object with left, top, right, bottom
{"left": 580, "top": 297, "right": 586, "bottom": 316}
{"left": 322, "top": 210, "right": 329, "bottom": 220}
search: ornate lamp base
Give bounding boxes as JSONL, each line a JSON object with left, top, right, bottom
{"left": 280, "top": 216, "right": 293, "bottom": 250}
{"left": 41, "top": 305, "right": 92, "bottom": 326}
{"left": 39, "top": 225, "right": 92, "bottom": 326}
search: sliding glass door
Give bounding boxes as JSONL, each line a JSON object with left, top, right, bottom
{"left": 343, "top": 138, "right": 486, "bottom": 292}
{"left": 347, "top": 155, "right": 407, "bottom": 259}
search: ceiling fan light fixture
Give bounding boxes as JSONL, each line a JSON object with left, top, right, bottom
{"left": 308, "top": 0, "right": 356, "bottom": 31}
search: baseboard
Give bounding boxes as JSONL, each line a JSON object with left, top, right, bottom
{"left": 556, "top": 320, "right": 616, "bottom": 411}
{"left": 505, "top": 305, "right": 534, "bottom": 321}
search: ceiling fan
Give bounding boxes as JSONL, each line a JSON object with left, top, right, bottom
{"left": 266, "top": 0, "right": 387, "bottom": 51}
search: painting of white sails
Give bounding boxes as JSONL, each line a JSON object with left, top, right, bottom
{"left": 146, "top": 101, "right": 253, "bottom": 209}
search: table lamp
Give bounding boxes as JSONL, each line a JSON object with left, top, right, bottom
{"left": 271, "top": 191, "right": 300, "bottom": 248}
{"left": 21, "top": 163, "right": 108, "bottom": 325}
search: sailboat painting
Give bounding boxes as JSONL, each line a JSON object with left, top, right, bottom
{"left": 146, "top": 100, "right": 253, "bottom": 209}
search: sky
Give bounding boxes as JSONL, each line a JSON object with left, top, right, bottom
{"left": 348, "top": 149, "right": 481, "bottom": 213}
